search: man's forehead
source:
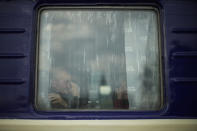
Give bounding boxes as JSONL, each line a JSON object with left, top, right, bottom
{"left": 52, "top": 70, "right": 71, "bottom": 81}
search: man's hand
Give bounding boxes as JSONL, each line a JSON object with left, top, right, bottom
{"left": 48, "top": 93, "right": 68, "bottom": 108}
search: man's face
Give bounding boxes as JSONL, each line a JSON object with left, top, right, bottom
{"left": 51, "top": 71, "right": 71, "bottom": 94}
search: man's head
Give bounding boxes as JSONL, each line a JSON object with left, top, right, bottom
{"left": 51, "top": 69, "right": 72, "bottom": 94}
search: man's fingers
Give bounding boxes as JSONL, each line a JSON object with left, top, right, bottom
{"left": 50, "top": 97, "right": 61, "bottom": 103}
{"left": 51, "top": 99, "right": 60, "bottom": 104}
{"left": 49, "top": 97, "right": 57, "bottom": 101}
{"left": 48, "top": 93, "right": 67, "bottom": 107}
{"left": 49, "top": 93, "right": 61, "bottom": 98}
{"left": 48, "top": 94, "right": 61, "bottom": 102}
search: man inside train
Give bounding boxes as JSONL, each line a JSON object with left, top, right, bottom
{"left": 48, "top": 69, "right": 80, "bottom": 109}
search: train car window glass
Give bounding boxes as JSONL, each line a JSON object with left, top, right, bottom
{"left": 36, "top": 7, "right": 161, "bottom": 111}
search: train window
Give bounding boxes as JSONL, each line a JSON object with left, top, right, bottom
{"left": 36, "top": 7, "right": 161, "bottom": 111}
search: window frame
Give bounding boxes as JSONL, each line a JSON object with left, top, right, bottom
{"left": 34, "top": 6, "right": 164, "bottom": 113}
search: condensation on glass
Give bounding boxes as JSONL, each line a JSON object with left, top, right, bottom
{"left": 36, "top": 7, "right": 161, "bottom": 111}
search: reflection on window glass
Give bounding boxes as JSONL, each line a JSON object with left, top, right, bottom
{"left": 37, "top": 8, "right": 161, "bottom": 111}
